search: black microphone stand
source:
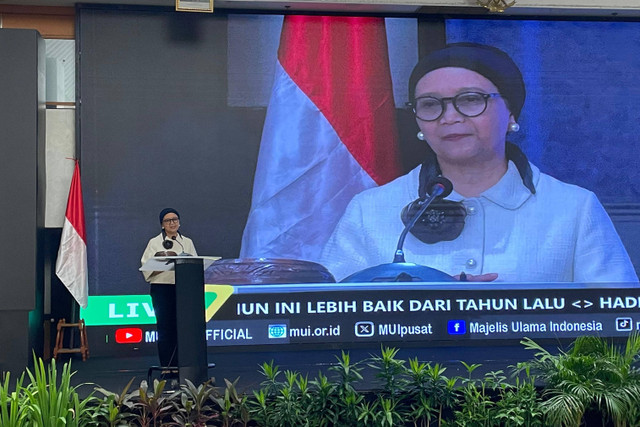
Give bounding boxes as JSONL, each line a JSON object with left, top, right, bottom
{"left": 393, "top": 183, "right": 446, "bottom": 263}
{"left": 171, "top": 236, "right": 192, "bottom": 256}
{"left": 341, "top": 178, "right": 455, "bottom": 283}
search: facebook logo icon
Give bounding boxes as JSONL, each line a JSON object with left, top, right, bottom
{"left": 447, "top": 320, "right": 466, "bottom": 335}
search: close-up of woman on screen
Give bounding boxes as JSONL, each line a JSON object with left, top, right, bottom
{"left": 321, "top": 42, "right": 638, "bottom": 284}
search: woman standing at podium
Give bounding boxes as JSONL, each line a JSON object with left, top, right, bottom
{"left": 321, "top": 43, "right": 637, "bottom": 283}
{"left": 141, "top": 208, "right": 197, "bottom": 367}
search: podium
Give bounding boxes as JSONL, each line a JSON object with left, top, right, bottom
{"left": 140, "top": 256, "right": 219, "bottom": 385}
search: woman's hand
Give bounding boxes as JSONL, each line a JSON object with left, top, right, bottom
{"left": 454, "top": 272, "right": 498, "bottom": 282}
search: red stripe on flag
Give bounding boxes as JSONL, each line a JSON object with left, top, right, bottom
{"left": 66, "top": 161, "right": 86, "bottom": 242}
{"left": 278, "top": 15, "right": 402, "bottom": 185}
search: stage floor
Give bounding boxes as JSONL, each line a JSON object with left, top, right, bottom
{"left": 62, "top": 344, "right": 538, "bottom": 398}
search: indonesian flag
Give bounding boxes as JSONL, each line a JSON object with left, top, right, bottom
{"left": 240, "top": 15, "right": 402, "bottom": 262}
{"left": 55, "top": 161, "right": 88, "bottom": 308}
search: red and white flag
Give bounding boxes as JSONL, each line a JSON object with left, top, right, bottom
{"left": 56, "top": 160, "right": 88, "bottom": 308}
{"left": 240, "top": 15, "right": 402, "bottom": 262}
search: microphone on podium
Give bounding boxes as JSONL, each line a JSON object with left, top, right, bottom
{"left": 341, "top": 177, "right": 456, "bottom": 283}
{"left": 171, "top": 235, "right": 192, "bottom": 256}
{"left": 154, "top": 239, "right": 178, "bottom": 257}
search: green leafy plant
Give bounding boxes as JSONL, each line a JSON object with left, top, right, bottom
{"left": 22, "top": 355, "right": 97, "bottom": 427}
{"left": 249, "top": 361, "right": 284, "bottom": 426}
{"left": 169, "top": 378, "right": 219, "bottom": 427}
{"left": 249, "top": 353, "right": 366, "bottom": 426}
{"left": 272, "top": 371, "right": 310, "bottom": 426}
{"left": 249, "top": 388, "right": 270, "bottom": 426}
{"left": 376, "top": 396, "right": 405, "bottom": 427}
{"left": 93, "top": 376, "right": 137, "bottom": 426}
{"left": 519, "top": 334, "right": 640, "bottom": 427}
{"left": 0, "top": 372, "right": 27, "bottom": 426}
{"left": 9, "top": 337, "right": 635, "bottom": 426}
{"left": 367, "top": 347, "right": 411, "bottom": 425}
{"left": 257, "top": 360, "right": 282, "bottom": 396}
{"left": 212, "top": 377, "right": 250, "bottom": 427}
{"left": 306, "top": 371, "right": 339, "bottom": 426}
{"left": 328, "top": 351, "right": 364, "bottom": 426}
{"left": 355, "top": 397, "right": 378, "bottom": 426}
{"left": 406, "top": 359, "right": 457, "bottom": 426}
{"left": 357, "top": 396, "right": 405, "bottom": 427}
{"left": 452, "top": 362, "right": 495, "bottom": 427}
{"left": 492, "top": 372, "right": 544, "bottom": 427}
{"left": 245, "top": 346, "right": 545, "bottom": 426}
{"left": 133, "top": 379, "right": 179, "bottom": 427}
{"left": 330, "top": 350, "right": 364, "bottom": 396}
{"left": 368, "top": 346, "right": 409, "bottom": 397}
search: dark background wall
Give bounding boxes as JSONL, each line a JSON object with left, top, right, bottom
{"left": 0, "top": 29, "right": 45, "bottom": 374}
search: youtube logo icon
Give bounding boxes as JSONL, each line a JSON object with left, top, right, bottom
{"left": 115, "top": 328, "right": 143, "bottom": 344}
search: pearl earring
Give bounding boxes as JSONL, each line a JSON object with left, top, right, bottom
{"left": 417, "top": 131, "right": 425, "bottom": 141}
{"left": 509, "top": 123, "right": 520, "bottom": 133}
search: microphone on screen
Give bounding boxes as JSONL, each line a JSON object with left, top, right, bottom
{"left": 340, "top": 176, "right": 457, "bottom": 283}
{"left": 393, "top": 177, "right": 453, "bottom": 263}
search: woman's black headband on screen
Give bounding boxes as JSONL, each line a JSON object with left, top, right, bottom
{"left": 408, "top": 42, "right": 526, "bottom": 120}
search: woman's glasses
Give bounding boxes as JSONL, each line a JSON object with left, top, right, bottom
{"left": 409, "top": 92, "right": 502, "bottom": 121}
{"left": 162, "top": 217, "right": 180, "bottom": 224}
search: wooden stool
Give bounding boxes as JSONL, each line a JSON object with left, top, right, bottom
{"left": 53, "top": 318, "right": 89, "bottom": 361}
